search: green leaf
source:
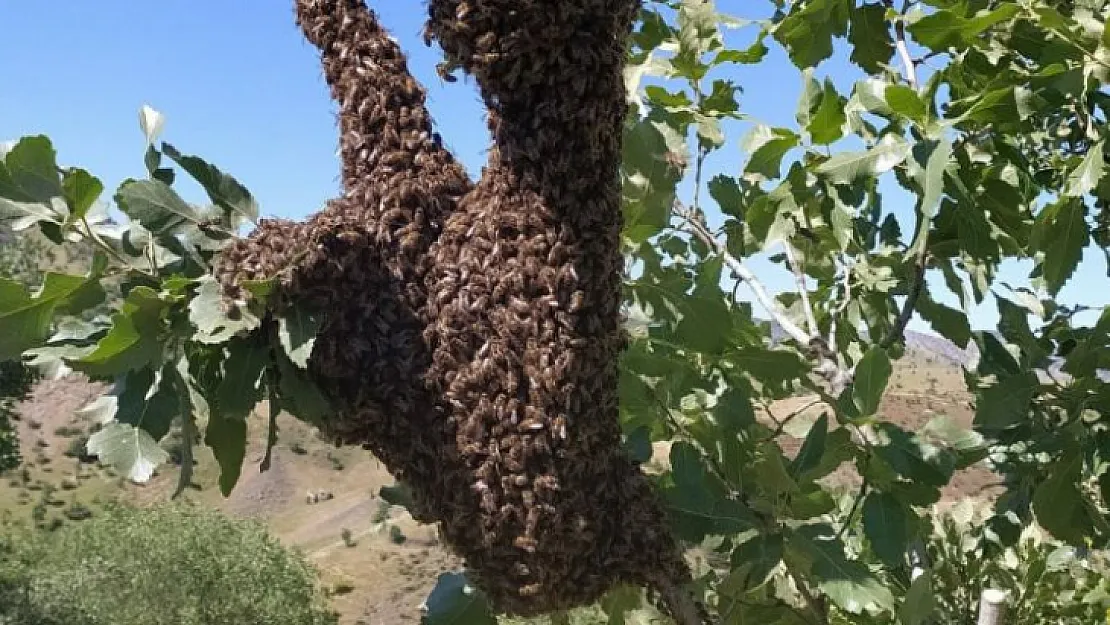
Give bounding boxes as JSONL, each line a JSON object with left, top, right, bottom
{"left": 848, "top": 3, "right": 895, "bottom": 74}
{"left": 114, "top": 178, "right": 201, "bottom": 235}
{"left": 885, "top": 85, "right": 928, "bottom": 124}
{"left": 205, "top": 404, "right": 248, "bottom": 497}
{"left": 808, "top": 79, "right": 846, "bottom": 145}
{"left": 753, "top": 442, "right": 800, "bottom": 497}
{"left": 974, "top": 372, "right": 1037, "bottom": 432}
{"left": 0, "top": 135, "right": 63, "bottom": 202}
{"left": 162, "top": 143, "right": 259, "bottom": 226}
{"left": 86, "top": 421, "right": 170, "bottom": 484}
{"left": 72, "top": 287, "right": 168, "bottom": 376}
{"left": 899, "top": 573, "right": 936, "bottom": 625}
{"left": 0, "top": 273, "right": 94, "bottom": 360}
{"left": 215, "top": 336, "right": 269, "bottom": 420}
{"left": 817, "top": 134, "right": 910, "bottom": 185}
{"left": 422, "top": 572, "right": 496, "bottom": 625}
{"left": 622, "top": 119, "right": 684, "bottom": 242}
{"left": 787, "top": 525, "right": 896, "bottom": 613}
{"left": 1034, "top": 198, "right": 1089, "bottom": 296}
{"left": 278, "top": 305, "right": 322, "bottom": 369}
{"left": 911, "top": 138, "right": 952, "bottom": 222}
{"left": 789, "top": 413, "right": 828, "bottom": 479}
{"left": 800, "top": 428, "right": 856, "bottom": 482}
{"left": 726, "top": 533, "right": 784, "bottom": 593}
{"left": 728, "top": 348, "right": 809, "bottom": 386}
{"left": 742, "top": 126, "right": 800, "bottom": 180}
{"left": 1065, "top": 140, "right": 1105, "bottom": 197}
{"left": 273, "top": 349, "right": 331, "bottom": 427}
{"left": 871, "top": 422, "right": 951, "bottom": 488}
{"left": 188, "top": 276, "right": 260, "bottom": 344}
{"left": 773, "top": 0, "right": 849, "bottom": 69}
{"left": 714, "top": 387, "right": 756, "bottom": 434}
{"left": 664, "top": 442, "right": 748, "bottom": 539}
{"left": 862, "top": 492, "right": 910, "bottom": 569}
{"left": 1033, "top": 452, "right": 1096, "bottom": 545}
{"left": 915, "top": 289, "right": 971, "bottom": 348}
{"left": 853, "top": 346, "right": 892, "bottom": 416}
{"left": 907, "top": 5, "right": 1021, "bottom": 52}
{"left": 918, "top": 415, "right": 987, "bottom": 469}
{"left": 114, "top": 368, "right": 179, "bottom": 442}
{"left": 958, "top": 86, "right": 1026, "bottom": 127}
{"left": 61, "top": 168, "right": 104, "bottom": 221}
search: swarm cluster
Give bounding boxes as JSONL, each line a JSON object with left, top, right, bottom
{"left": 216, "top": 0, "right": 691, "bottom": 615}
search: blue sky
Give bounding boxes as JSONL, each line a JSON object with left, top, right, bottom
{"left": 1, "top": 1, "right": 1104, "bottom": 334}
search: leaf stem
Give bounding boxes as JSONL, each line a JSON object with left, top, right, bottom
{"left": 78, "top": 216, "right": 138, "bottom": 272}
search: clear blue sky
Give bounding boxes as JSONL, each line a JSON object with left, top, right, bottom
{"left": 1, "top": 2, "right": 1104, "bottom": 333}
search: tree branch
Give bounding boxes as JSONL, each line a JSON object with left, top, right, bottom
{"left": 884, "top": 0, "right": 919, "bottom": 89}
{"left": 880, "top": 249, "right": 927, "bottom": 349}
{"left": 783, "top": 243, "right": 819, "bottom": 337}
{"left": 674, "top": 204, "right": 811, "bottom": 346}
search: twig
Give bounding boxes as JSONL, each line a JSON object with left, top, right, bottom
{"left": 827, "top": 259, "right": 852, "bottom": 356}
{"left": 834, "top": 475, "right": 869, "bottom": 541}
{"left": 761, "top": 398, "right": 824, "bottom": 441}
{"left": 880, "top": 251, "right": 927, "bottom": 348}
{"left": 78, "top": 217, "right": 141, "bottom": 273}
{"left": 674, "top": 203, "right": 811, "bottom": 347}
{"left": 782, "top": 242, "right": 818, "bottom": 337}
{"left": 884, "top": 0, "right": 918, "bottom": 89}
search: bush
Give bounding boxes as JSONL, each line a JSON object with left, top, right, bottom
{"left": 0, "top": 503, "right": 338, "bottom": 625}
{"left": 63, "top": 434, "right": 95, "bottom": 462}
{"left": 0, "top": 360, "right": 37, "bottom": 474}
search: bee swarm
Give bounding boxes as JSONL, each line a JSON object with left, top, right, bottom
{"left": 215, "top": 0, "right": 694, "bottom": 617}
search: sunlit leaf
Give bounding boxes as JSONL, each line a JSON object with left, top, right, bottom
{"left": 86, "top": 421, "right": 170, "bottom": 484}
{"left": 853, "top": 346, "right": 892, "bottom": 416}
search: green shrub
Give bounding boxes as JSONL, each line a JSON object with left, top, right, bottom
{"left": 830, "top": 502, "right": 1110, "bottom": 625}
{"left": 53, "top": 426, "right": 83, "bottom": 438}
{"left": 63, "top": 434, "right": 94, "bottom": 462}
{"left": 0, "top": 360, "right": 37, "bottom": 474}
{"left": 0, "top": 503, "right": 338, "bottom": 625}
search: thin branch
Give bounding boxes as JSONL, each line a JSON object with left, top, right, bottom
{"left": 880, "top": 251, "right": 927, "bottom": 349}
{"left": 834, "top": 475, "right": 869, "bottom": 542}
{"left": 78, "top": 217, "right": 141, "bottom": 273}
{"left": 884, "top": 0, "right": 918, "bottom": 89}
{"left": 761, "top": 398, "right": 824, "bottom": 442}
{"left": 674, "top": 203, "right": 811, "bottom": 346}
{"left": 827, "top": 259, "right": 852, "bottom": 354}
{"left": 783, "top": 242, "right": 819, "bottom": 337}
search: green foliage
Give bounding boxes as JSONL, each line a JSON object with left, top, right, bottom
{"left": 829, "top": 503, "right": 1110, "bottom": 624}
{"left": 0, "top": 361, "right": 37, "bottom": 473}
{"left": 2, "top": 0, "right": 1110, "bottom": 623}
{"left": 0, "top": 503, "right": 337, "bottom": 625}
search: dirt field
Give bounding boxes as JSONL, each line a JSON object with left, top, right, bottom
{"left": 0, "top": 345, "right": 996, "bottom": 624}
